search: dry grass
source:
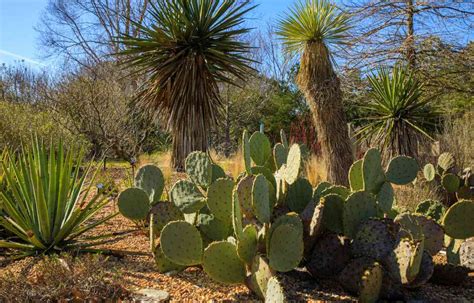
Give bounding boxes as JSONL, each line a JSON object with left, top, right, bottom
{"left": 211, "top": 149, "right": 245, "bottom": 179}
{"left": 394, "top": 181, "right": 443, "bottom": 212}
{"left": 304, "top": 154, "right": 327, "bottom": 186}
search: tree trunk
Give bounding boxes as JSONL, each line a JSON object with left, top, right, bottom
{"left": 405, "top": 0, "right": 416, "bottom": 69}
{"left": 297, "top": 42, "right": 353, "bottom": 186}
{"left": 171, "top": 124, "right": 208, "bottom": 172}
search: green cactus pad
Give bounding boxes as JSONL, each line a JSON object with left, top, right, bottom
{"left": 343, "top": 191, "right": 379, "bottom": 238}
{"left": 349, "top": 159, "right": 364, "bottom": 191}
{"left": 135, "top": 165, "right": 165, "bottom": 204}
{"left": 441, "top": 173, "right": 460, "bottom": 193}
{"left": 246, "top": 256, "right": 274, "bottom": 299}
{"left": 300, "top": 202, "right": 324, "bottom": 258}
{"left": 249, "top": 131, "right": 272, "bottom": 166}
{"left": 170, "top": 180, "right": 206, "bottom": 214}
{"left": 252, "top": 174, "right": 271, "bottom": 224}
{"left": 251, "top": 166, "right": 277, "bottom": 190}
{"left": 211, "top": 164, "right": 226, "bottom": 183}
{"left": 154, "top": 244, "right": 186, "bottom": 273}
{"left": 437, "top": 152, "right": 455, "bottom": 173}
{"left": 160, "top": 221, "right": 203, "bottom": 266}
{"left": 321, "top": 185, "right": 351, "bottom": 200}
{"left": 286, "top": 178, "right": 313, "bottom": 213}
{"left": 283, "top": 144, "right": 301, "bottom": 185}
{"left": 385, "top": 156, "right": 418, "bottom": 185}
{"left": 359, "top": 262, "right": 384, "bottom": 303}
{"left": 406, "top": 252, "right": 434, "bottom": 288}
{"left": 237, "top": 175, "right": 255, "bottom": 218}
{"left": 237, "top": 225, "right": 258, "bottom": 264}
{"left": 150, "top": 202, "right": 184, "bottom": 233}
{"left": 442, "top": 200, "right": 474, "bottom": 239}
{"left": 445, "top": 235, "right": 463, "bottom": 265}
{"left": 185, "top": 151, "right": 212, "bottom": 187}
{"left": 207, "top": 178, "right": 234, "bottom": 222}
{"left": 243, "top": 130, "right": 252, "bottom": 174}
{"left": 352, "top": 218, "right": 400, "bottom": 261}
{"left": 273, "top": 143, "right": 288, "bottom": 170}
{"left": 414, "top": 215, "right": 443, "bottom": 256}
{"left": 232, "top": 189, "right": 244, "bottom": 239}
{"left": 306, "top": 233, "right": 350, "bottom": 278}
{"left": 117, "top": 188, "right": 150, "bottom": 220}
{"left": 268, "top": 223, "right": 303, "bottom": 272}
{"left": 312, "top": 181, "right": 332, "bottom": 204}
{"left": 338, "top": 257, "right": 382, "bottom": 302}
{"left": 423, "top": 163, "right": 436, "bottom": 181}
{"left": 394, "top": 213, "right": 424, "bottom": 242}
{"left": 265, "top": 276, "right": 287, "bottom": 303}
{"left": 383, "top": 237, "right": 423, "bottom": 284}
{"left": 198, "top": 208, "right": 232, "bottom": 241}
{"left": 321, "top": 194, "right": 344, "bottom": 234}
{"left": 280, "top": 129, "right": 289, "bottom": 149}
{"left": 203, "top": 241, "right": 246, "bottom": 284}
{"left": 269, "top": 213, "right": 303, "bottom": 250}
{"left": 362, "top": 148, "right": 386, "bottom": 194}
{"left": 459, "top": 237, "right": 474, "bottom": 270}
{"left": 415, "top": 200, "right": 446, "bottom": 222}
{"left": 376, "top": 182, "right": 394, "bottom": 213}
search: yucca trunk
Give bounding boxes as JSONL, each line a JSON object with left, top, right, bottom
{"left": 297, "top": 42, "right": 353, "bottom": 185}
{"left": 171, "top": 125, "right": 209, "bottom": 171}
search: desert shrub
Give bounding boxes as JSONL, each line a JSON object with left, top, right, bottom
{"left": 0, "top": 254, "right": 128, "bottom": 301}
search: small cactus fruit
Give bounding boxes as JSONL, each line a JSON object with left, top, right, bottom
{"left": 150, "top": 202, "right": 184, "bottom": 233}
{"left": 252, "top": 174, "right": 271, "bottom": 224}
{"left": 242, "top": 130, "right": 252, "bottom": 174}
{"left": 118, "top": 188, "right": 150, "bottom": 220}
{"left": 320, "top": 185, "right": 351, "bottom": 200}
{"left": 273, "top": 143, "right": 288, "bottom": 170}
{"left": 265, "top": 276, "right": 287, "bottom": 303}
{"left": 413, "top": 215, "right": 444, "bottom": 256}
{"left": 153, "top": 244, "right": 186, "bottom": 273}
{"left": 343, "top": 191, "right": 379, "bottom": 238}
{"left": 160, "top": 221, "right": 203, "bottom": 266}
{"left": 135, "top": 164, "right": 165, "bottom": 204}
{"left": 306, "top": 233, "right": 350, "bottom": 278}
{"left": 362, "top": 148, "right": 386, "bottom": 194}
{"left": 285, "top": 178, "right": 313, "bottom": 213}
{"left": 437, "top": 152, "right": 455, "bottom": 173}
{"left": 283, "top": 144, "right": 301, "bottom": 185}
{"left": 246, "top": 255, "right": 275, "bottom": 299}
{"left": 203, "top": 241, "right": 246, "bottom": 284}
{"left": 198, "top": 208, "right": 232, "bottom": 241}
{"left": 383, "top": 237, "right": 423, "bottom": 284}
{"left": 312, "top": 181, "right": 332, "bottom": 204}
{"left": 430, "top": 263, "right": 470, "bottom": 286}
{"left": 338, "top": 257, "right": 383, "bottom": 303}
{"left": 207, "top": 178, "right": 234, "bottom": 222}
{"left": 385, "top": 156, "right": 418, "bottom": 185}
{"left": 185, "top": 151, "right": 212, "bottom": 187}
{"left": 232, "top": 189, "right": 244, "bottom": 239}
{"left": 406, "top": 251, "right": 434, "bottom": 289}
{"left": 459, "top": 237, "right": 474, "bottom": 270}
{"left": 352, "top": 218, "right": 399, "bottom": 261}
{"left": 249, "top": 131, "right": 272, "bottom": 166}
{"left": 321, "top": 194, "right": 344, "bottom": 234}
{"left": 423, "top": 163, "right": 436, "bottom": 181}
{"left": 442, "top": 200, "right": 474, "bottom": 239}
{"left": 415, "top": 200, "right": 446, "bottom": 222}
{"left": 441, "top": 173, "right": 460, "bottom": 193}
{"left": 268, "top": 223, "right": 303, "bottom": 272}
{"left": 300, "top": 201, "right": 324, "bottom": 258}
{"left": 170, "top": 180, "right": 206, "bottom": 213}
{"left": 237, "top": 225, "right": 258, "bottom": 264}
{"left": 376, "top": 182, "right": 394, "bottom": 213}
{"left": 349, "top": 159, "right": 364, "bottom": 191}
{"left": 237, "top": 175, "right": 255, "bottom": 218}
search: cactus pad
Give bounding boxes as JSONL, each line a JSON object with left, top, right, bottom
{"left": 237, "top": 225, "right": 258, "bottom": 264}
{"left": 283, "top": 144, "right": 301, "bottom": 185}
{"left": 251, "top": 166, "right": 277, "bottom": 190}
{"left": 423, "top": 163, "right": 436, "bottom": 181}
{"left": 203, "top": 241, "right": 246, "bottom": 284}
{"left": 268, "top": 223, "right": 303, "bottom": 272}
{"left": 445, "top": 235, "right": 463, "bottom": 265}
{"left": 442, "top": 200, "right": 474, "bottom": 239}
{"left": 312, "top": 181, "right": 332, "bottom": 204}
{"left": 286, "top": 178, "right": 313, "bottom": 213}
{"left": 232, "top": 189, "right": 244, "bottom": 239}
{"left": 265, "top": 276, "right": 287, "bottom": 303}
{"left": 343, "top": 191, "right": 379, "bottom": 238}
{"left": 243, "top": 130, "right": 252, "bottom": 174}
{"left": 306, "top": 233, "right": 350, "bottom": 278}
{"left": 415, "top": 200, "right": 446, "bottom": 222}
{"left": 413, "top": 215, "right": 443, "bottom": 256}
{"left": 383, "top": 237, "right": 423, "bottom": 284}
{"left": 150, "top": 202, "right": 184, "bottom": 233}
{"left": 280, "top": 129, "right": 289, "bottom": 149}
{"left": 273, "top": 143, "right": 288, "bottom": 170}
{"left": 160, "top": 221, "right": 203, "bottom": 266}
{"left": 185, "top": 151, "right": 212, "bottom": 187}
{"left": 117, "top": 188, "right": 150, "bottom": 220}
{"left": 211, "top": 164, "right": 226, "bottom": 183}
{"left": 385, "top": 156, "right": 418, "bottom": 185}
{"left": 459, "top": 237, "right": 474, "bottom": 270}
{"left": 352, "top": 218, "right": 400, "bottom": 261}
{"left": 153, "top": 244, "right": 186, "bottom": 273}
{"left": 249, "top": 131, "right": 272, "bottom": 166}
{"left": 321, "top": 185, "right": 351, "bottom": 200}
{"left": 394, "top": 213, "right": 424, "bottom": 242}
{"left": 437, "top": 152, "right": 455, "bottom": 173}
{"left": 338, "top": 257, "right": 383, "bottom": 302}
{"left": 269, "top": 213, "right": 303, "bottom": 245}
{"left": 300, "top": 202, "right": 324, "bottom": 258}
{"left": 207, "top": 178, "right": 234, "bottom": 222}
{"left": 441, "top": 173, "right": 460, "bottom": 193}
{"left": 321, "top": 194, "right": 344, "bottom": 234}
{"left": 237, "top": 175, "right": 255, "bottom": 218}
{"left": 349, "top": 159, "right": 364, "bottom": 191}
{"left": 362, "top": 148, "right": 386, "bottom": 193}
{"left": 252, "top": 174, "right": 271, "bottom": 224}
{"left": 135, "top": 165, "right": 165, "bottom": 204}
{"left": 406, "top": 252, "right": 434, "bottom": 288}
{"left": 246, "top": 256, "right": 274, "bottom": 299}
{"left": 198, "top": 208, "right": 232, "bottom": 241}
{"left": 170, "top": 180, "right": 206, "bottom": 213}
{"left": 376, "top": 182, "right": 394, "bottom": 213}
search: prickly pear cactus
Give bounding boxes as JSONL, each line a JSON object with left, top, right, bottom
{"left": 285, "top": 177, "right": 312, "bottom": 213}
{"left": 242, "top": 130, "right": 252, "bottom": 174}
{"left": 338, "top": 257, "right": 383, "bottom": 303}
{"left": 252, "top": 174, "right": 271, "bottom": 224}
{"left": 362, "top": 148, "right": 386, "bottom": 194}
{"left": 282, "top": 144, "right": 301, "bottom": 185}
{"left": 376, "top": 182, "right": 394, "bottom": 213}
{"left": 312, "top": 181, "right": 332, "bottom": 203}
{"left": 268, "top": 223, "right": 303, "bottom": 272}
{"left": 437, "top": 152, "right": 455, "bottom": 173}
{"left": 442, "top": 200, "right": 474, "bottom": 239}
{"left": 246, "top": 255, "right": 274, "bottom": 299}
{"left": 405, "top": 251, "right": 434, "bottom": 289}
{"left": 237, "top": 225, "right": 258, "bottom": 264}
{"left": 249, "top": 131, "right": 272, "bottom": 166}
{"left": 321, "top": 194, "right": 344, "bottom": 234}
{"left": 150, "top": 202, "right": 184, "bottom": 233}
{"left": 160, "top": 221, "right": 203, "bottom": 266}
{"left": 415, "top": 200, "right": 446, "bottom": 222}
{"left": 207, "top": 178, "right": 234, "bottom": 222}
{"left": 170, "top": 180, "right": 206, "bottom": 213}
{"left": 412, "top": 215, "right": 443, "bottom": 256}
{"left": 265, "top": 276, "right": 287, "bottom": 303}
{"left": 349, "top": 159, "right": 364, "bottom": 191}
{"left": 273, "top": 143, "right": 288, "bottom": 170}
{"left": 382, "top": 237, "right": 424, "bottom": 285}
{"left": 343, "top": 191, "right": 379, "bottom": 238}
{"left": 441, "top": 173, "right": 460, "bottom": 193}
{"left": 117, "top": 188, "right": 150, "bottom": 220}
{"left": 385, "top": 156, "right": 418, "bottom": 185}
{"left": 153, "top": 244, "right": 186, "bottom": 273}
{"left": 185, "top": 151, "right": 213, "bottom": 188}
{"left": 459, "top": 237, "right": 474, "bottom": 270}
{"left": 135, "top": 164, "right": 165, "bottom": 204}
{"left": 203, "top": 241, "right": 246, "bottom": 284}
{"left": 423, "top": 163, "right": 436, "bottom": 181}
{"left": 306, "top": 233, "right": 350, "bottom": 278}
{"left": 198, "top": 207, "right": 232, "bottom": 241}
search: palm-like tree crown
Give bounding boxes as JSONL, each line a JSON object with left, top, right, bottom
{"left": 276, "top": 0, "right": 351, "bottom": 54}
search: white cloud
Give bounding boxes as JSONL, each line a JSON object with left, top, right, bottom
{"left": 0, "top": 49, "right": 46, "bottom": 66}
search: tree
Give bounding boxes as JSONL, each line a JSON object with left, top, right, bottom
{"left": 118, "top": 0, "right": 255, "bottom": 170}
{"left": 277, "top": 0, "right": 354, "bottom": 185}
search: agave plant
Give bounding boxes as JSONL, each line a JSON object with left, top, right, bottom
{"left": 355, "top": 65, "right": 440, "bottom": 158}
{"left": 0, "top": 140, "right": 116, "bottom": 256}
{"left": 117, "top": 0, "right": 255, "bottom": 170}
{"left": 277, "top": 0, "right": 354, "bottom": 186}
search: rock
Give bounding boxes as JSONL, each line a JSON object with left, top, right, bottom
{"left": 134, "top": 288, "right": 170, "bottom": 302}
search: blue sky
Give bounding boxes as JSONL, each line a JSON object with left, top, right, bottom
{"left": 0, "top": 0, "right": 294, "bottom": 68}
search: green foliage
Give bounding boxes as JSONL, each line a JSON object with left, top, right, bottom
{"left": 0, "top": 140, "right": 115, "bottom": 254}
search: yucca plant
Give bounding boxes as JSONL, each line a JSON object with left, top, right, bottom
{"left": 0, "top": 140, "right": 117, "bottom": 257}
{"left": 277, "top": 0, "right": 354, "bottom": 186}
{"left": 117, "top": 0, "right": 256, "bottom": 170}
{"left": 355, "top": 65, "right": 441, "bottom": 158}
